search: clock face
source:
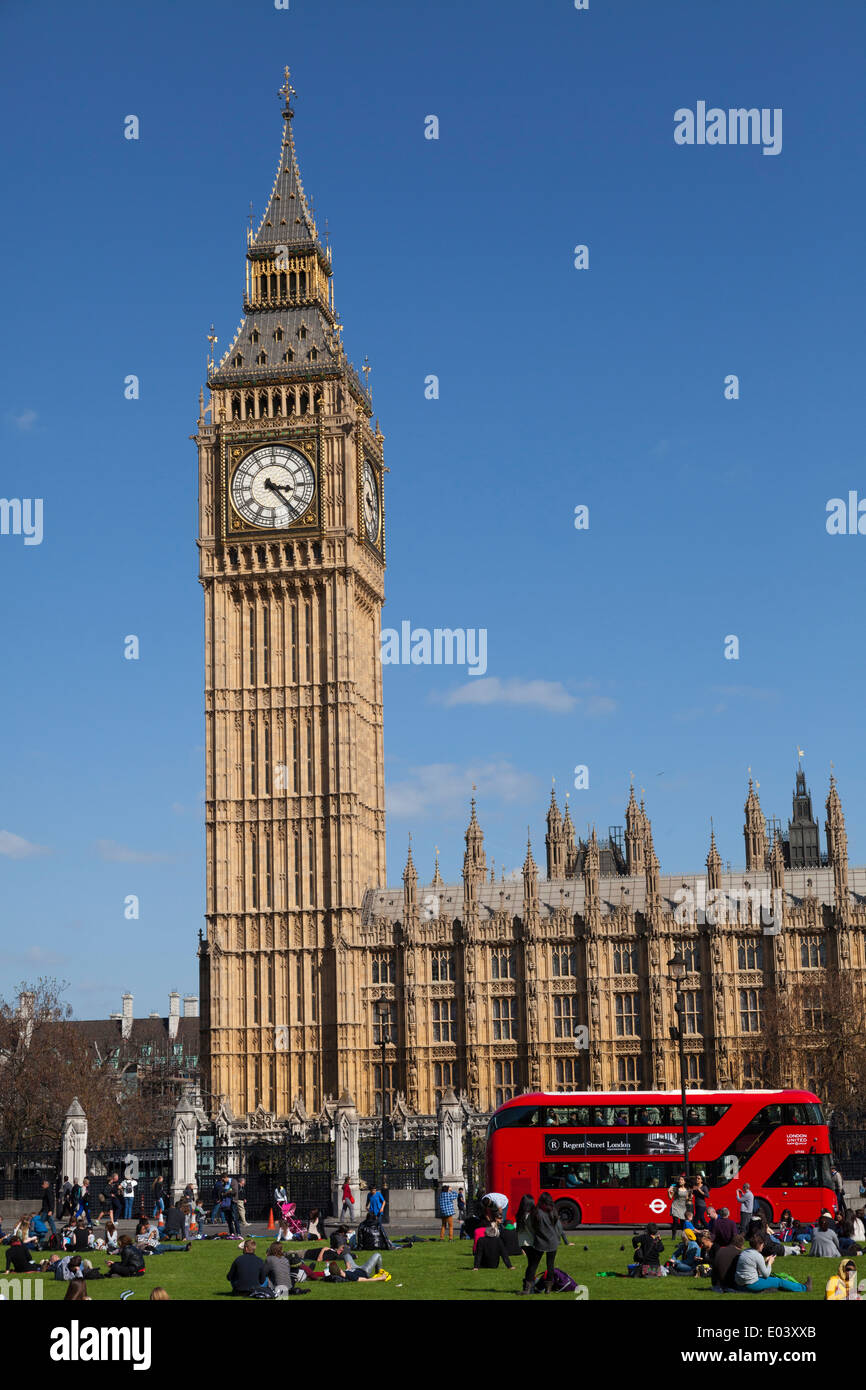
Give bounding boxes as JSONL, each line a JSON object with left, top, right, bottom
{"left": 230, "top": 445, "right": 316, "bottom": 529}
{"left": 363, "top": 459, "right": 380, "bottom": 543}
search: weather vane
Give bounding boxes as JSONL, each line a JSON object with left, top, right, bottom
{"left": 206, "top": 323, "right": 218, "bottom": 372}
{"left": 361, "top": 355, "right": 372, "bottom": 396}
{"left": 280, "top": 66, "right": 296, "bottom": 108}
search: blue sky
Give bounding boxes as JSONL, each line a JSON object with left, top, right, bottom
{"left": 1, "top": 0, "right": 863, "bottom": 1017}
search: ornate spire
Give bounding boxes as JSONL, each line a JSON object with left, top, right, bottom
{"left": 706, "top": 822, "right": 722, "bottom": 892}
{"left": 431, "top": 845, "right": 443, "bottom": 889}
{"left": 402, "top": 835, "right": 417, "bottom": 905}
{"left": 545, "top": 782, "right": 565, "bottom": 879}
{"left": 523, "top": 830, "right": 539, "bottom": 906}
{"left": 463, "top": 794, "right": 486, "bottom": 882}
{"left": 625, "top": 777, "right": 645, "bottom": 876}
{"left": 825, "top": 771, "right": 849, "bottom": 915}
{"left": 744, "top": 773, "right": 768, "bottom": 871}
{"left": 210, "top": 68, "right": 370, "bottom": 411}
{"left": 583, "top": 825, "right": 600, "bottom": 905}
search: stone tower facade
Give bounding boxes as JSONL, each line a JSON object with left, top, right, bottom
{"left": 197, "top": 71, "right": 386, "bottom": 1116}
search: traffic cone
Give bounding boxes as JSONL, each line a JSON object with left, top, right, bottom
{"left": 267, "top": 1207, "right": 275, "bottom": 1231}
{"left": 157, "top": 1210, "right": 164, "bottom": 1228}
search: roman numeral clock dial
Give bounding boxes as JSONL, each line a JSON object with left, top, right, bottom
{"left": 230, "top": 444, "right": 316, "bottom": 530}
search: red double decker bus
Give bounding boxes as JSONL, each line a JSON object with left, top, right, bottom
{"left": 485, "top": 1089, "right": 834, "bottom": 1229}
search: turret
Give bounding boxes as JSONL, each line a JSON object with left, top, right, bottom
{"left": 706, "top": 825, "right": 722, "bottom": 892}
{"left": 545, "top": 784, "right": 565, "bottom": 878}
{"left": 744, "top": 777, "right": 768, "bottom": 871}
{"left": 826, "top": 773, "right": 849, "bottom": 915}
{"left": 625, "top": 780, "right": 644, "bottom": 876}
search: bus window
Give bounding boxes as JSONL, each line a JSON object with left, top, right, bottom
{"left": 614, "top": 1109, "right": 629, "bottom": 1126}
{"left": 645, "top": 1106, "right": 661, "bottom": 1124}
{"left": 686, "top": 1106, "right": 706, "bottom": 1125}
{"left": 767, "top": 1154, "right": 831, "bottom": 1188}
{"left": 634, "top": 1107, "right": 649, "bottom": 1125}
{"left": 491, "top": 1106, "right": 542, "bottom": 1128}
{"left": 549, "top": 1107, "right": 581, "bottom": 1127}
{"left": 575, "top": 1106, "right": 590, "bottom": 1125}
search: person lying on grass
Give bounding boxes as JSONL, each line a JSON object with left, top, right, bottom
{"left": 324, "top": 1255, "right": 389, "bottom": 1283}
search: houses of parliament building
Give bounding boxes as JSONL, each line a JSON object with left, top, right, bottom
{"left": 196, "top": 72, "right": 866, "bottom": 1121}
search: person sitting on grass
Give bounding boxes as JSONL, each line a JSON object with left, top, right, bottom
{"left": 808, "top": 1215, "right": 842, "bottom": 1258}
{"left": 707, "top": 1206, "right": 738, "bottom": 1249}
{"left": 324, "top": 1255, "right": 388, "bottom": 1283}
{"left": 734, "top": 1234, "right": 812, "bottom": 1294}
{"left": 5, "top": 1237, "right": 40, "bottom": 1274}
{"left": 163, "top": 1203, "right": 186, "bottom": 1241}
{"left": 227, "top": 1238, "right": 265, "bottom": 1295}
{"left": 306, "top": 1208, "right": 325, "bottom": 1240}
{"left": 472, "top": 1225, "right": 515, "bottom": 1272}
{"left": 134, "top": 1217, "right": 190, "bottom": 1255}
{"left": 669, "top": 1223, "right": 701, "bottom": 1274}
{"left": 262, "top": 1240, "right": 309, "bottom": 1296}
{"left": 632, "top": 1222, "right": 664, "bottom": 1272}
{"left": 826, "top": 1259, "right": 860, "bottom": 1301}
{"left": 150, "top": 1287, "right": 170, "bottom": 1300}
{"left": 106, "top": 1234, "right": 146, "bottom": 1278}
{"left": 711, "top": 1233, "right": 745, "bottom": 1293}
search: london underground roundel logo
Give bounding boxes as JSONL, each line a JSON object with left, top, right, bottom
{"left": 649, "top": 1199, "right": 667, "bottom": 1215}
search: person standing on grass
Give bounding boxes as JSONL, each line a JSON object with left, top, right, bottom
{"left": 692, "top": 1173, "right": 709, "bottom": 1228}
{"left": 668, "top": 1174, "right": 690, "bottom": 1236}
{"left": 366, "top": 1185, "right": 385, "bottom": 1229}
{"left": 736, "top": 1181, "right": 754, "bottom": 1233}
{"left": 121, "top": 1173, "right": 137, "bottom": 1221}
{"left": 831, "top": 1165, "right": 847, "bottom": 1214}
{"left": 438, "top": 1184, "right": 458, "bottom": 1241}
{"left": 235, "top": 1179, "right": 248, "bottom": 1230}
{"left": 39, "top": 1180, "right": 57, "bottom": 1240}
{"left": 518, "top": 1192, "right": 568, "bottom": 1295}
{"left": 60, "top": 1176, "right": 73, "bottom": 1219}
{"left": 340, "top": 1176, "right": 354, "bottom": 1223}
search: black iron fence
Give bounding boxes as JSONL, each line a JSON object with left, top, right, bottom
{"left": 0, "top": 1149, "right": 61, "bottom": 1202}
{"left": 86, "top": 1146, "right": 172, "bottom": 1217}
{"left": 197, "top": 1136, "right": 334, "bottom": 1222}
{"left": 830, "top": 1129, "right": 866, "bottom": 1180}
{"left": 358, "top": 1135, "right": 439, "bottom": 1195}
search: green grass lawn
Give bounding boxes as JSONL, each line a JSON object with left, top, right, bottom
{"left": 22, "top": 1235, "right": 842, "bottom": 1302}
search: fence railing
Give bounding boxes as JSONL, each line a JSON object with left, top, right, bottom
{"left": 0, "top": 1150, "right": 61, "bottom": 1203}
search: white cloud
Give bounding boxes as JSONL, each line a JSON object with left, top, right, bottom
{"left": 0, "top": 830, "right": 50, "bottom": 859}
{"left": 11, "top": 409, "right": 38, "bottom": 431}
{"left": 441, "top": 678, "right": 577, "bottom": 714}
{"left": 387, "top": 759, "right": 537, "bottom": 820}
{"left": 440, "top": 677, "right": 616, "bottom": 717}
{"left": 94, "top": 839, "right": 174, "bottom": 864}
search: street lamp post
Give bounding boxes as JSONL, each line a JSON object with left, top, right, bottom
{"left": 668, "top": 951, "right": 691, "bottom": 1178}
{"left": 374, "top": 996, "right": 391, "bottom": 1185}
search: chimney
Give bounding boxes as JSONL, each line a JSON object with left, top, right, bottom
{"left": 121, "top": 993, "right": 134, "bottom": 1040}
{"left": 183, "top": 995, "right": 199, "bottom": 1018}
{"left": 168, "top": 991, "right": 181, "bottom": 1040}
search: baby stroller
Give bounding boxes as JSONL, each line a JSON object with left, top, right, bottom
{"left": 278, "top": 1202, "right": 306, "bottom": 1240}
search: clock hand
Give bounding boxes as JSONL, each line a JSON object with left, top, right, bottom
{"left": 264, "top": 477, "right": 294, "bottom": 508}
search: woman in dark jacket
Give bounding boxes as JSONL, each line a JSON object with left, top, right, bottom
{"left": 519, "top": 1193, "right": 568, "bottom": 1294}
{"left": 632, "top": 1222, "right": 664, "bottom": 1270}
{"left": 107, "top": 1235, "right": 146, "bottom": 1277}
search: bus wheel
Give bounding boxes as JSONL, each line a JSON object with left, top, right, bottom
{"left": 555, "top": 1199, "right": 581, "bottom": 1231}
{"left": 754, "top": 1198, "right": 772, "bottom": 1223}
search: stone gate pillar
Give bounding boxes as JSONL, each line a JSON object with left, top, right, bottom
{"left": 437, "top": 1087, "right": 464, "bottom": 1187}
{"left": 171, "top": 1090, "right": 198, "bottom": 1200}
{"left": 62, "top": 1098, "right": 87, "bottom": 1186}
{"left": 332, "top": 1090, "right": 360, "bottom": 1219}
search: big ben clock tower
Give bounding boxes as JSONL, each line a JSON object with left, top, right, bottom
{"left": 196, "top": 70, "right": 386, "bottom": 1118}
